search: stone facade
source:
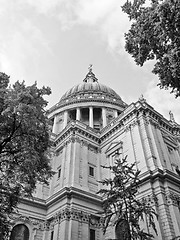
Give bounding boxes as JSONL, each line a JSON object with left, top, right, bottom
{"left": 11, "top": 69, "right": 180, "bottom": 240}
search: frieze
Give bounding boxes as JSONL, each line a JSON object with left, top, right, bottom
{"left": 10, "top": 214, "right": 47, "bottom": 230}
{"left": 48, "top": 208, "right": 102, "bottom": 227}
{"left": 89, "top": 215, "right": 103, "bottom": 228}
{"left": 141, "top": 194, "right": 158, "bottom": 206}
{"left": 166, "top": 191, "right": 180, "bottom": 206}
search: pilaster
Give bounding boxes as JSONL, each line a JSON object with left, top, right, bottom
{"left": 138, "top": 116, "right": 157, "bottom": 171}
{"left": 52, "top": 115, "right": 58, "bottom": 134}
{"left": 102, "top": 107, "right": 107, "bottom": 128}
{"left": 63, "top": 110, "right": 68, "bottom": 128}
{"left": 76, "top": 108, "right": 81, "bottom": 121}
{"left": 89, "top": 107, "right": 93, "bottom": 128}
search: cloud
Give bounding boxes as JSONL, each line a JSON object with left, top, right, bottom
{"left": 22, "top": 0, "right": 62, "bottom": 14}
{"left": 145, "top": 79, "right": 180, "bottom": 123}
{"left": 0, "top": 1, "right": 51, "bottom": 83}
{"left": 23, "top": 0, "right": 130, "bottom": 53}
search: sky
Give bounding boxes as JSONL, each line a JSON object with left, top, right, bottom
{"left": 0, "top": 0, "right": 179, "bottom": 122}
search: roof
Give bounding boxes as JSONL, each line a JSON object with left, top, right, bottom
{"left": 60, "top": 68, "right": 122, "bottom": 102}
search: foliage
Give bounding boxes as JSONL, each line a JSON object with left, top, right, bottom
{"left": 98, "top": 155, "right": 157, "bottom": 240}
{"left": 122, "top": 0, "right": 180, "bottom": 97}
{"left": 0, "top": 73, "right": 53, "bottom": 239}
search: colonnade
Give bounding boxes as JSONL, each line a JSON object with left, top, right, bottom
{"left": 52, "top": 107, "right": 119, "bottom": 133}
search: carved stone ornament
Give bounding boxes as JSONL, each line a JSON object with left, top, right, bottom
{"left": 166, "top": 191, "right": 180, "bottom": 206}
{"left": 10, "top": 214, "right": 46, "bottom": 231}
{"left": 48, "top": 208, "right": 102, "bottom": 228}
{"left": 89, "top": 215, "right": 102, "bottom": 228}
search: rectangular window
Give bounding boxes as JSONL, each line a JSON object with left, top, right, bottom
{"left": 90, "top": 229, "right": 95, "bottom": 240}
{"left": 50, "top": 231, "right": 54, "bottom": 240}
{"left": 57, "top": 168, "right": 61, "bottom": 179}
{"left": 89, "top": 166, "right": 94, "bottom": 177}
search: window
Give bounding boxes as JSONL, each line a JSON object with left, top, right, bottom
{"left": 90, "top": 229, "right": 95, "bottom": 240}
{"left": 89, "top": 166, "right": 94, "bottom": 177}
{"left": 57, "top": 168, "right": 61, "bottom": 179}
{"left": 50, "top": 231, "right": 54, "bottom": 240}
{"left": 10, "top": 224, "right": 29, "bottom": 240}
{"left": 177, "top": 201, "right": 180, "bottom": 213}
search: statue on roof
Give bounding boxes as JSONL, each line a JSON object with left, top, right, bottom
{"left": 169, "top": 110, "right": 175, "bottom": 123}
{"left": 139, "top": 94, "right": 146, "bottom": 102}
{"left": 88, "top": 64, "right": 93, "bottom": 72}
{"left": 83, "top": 64, "right": 98, "bottom": 83}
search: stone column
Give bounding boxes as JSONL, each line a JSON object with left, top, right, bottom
{"left": 63, "top": 110, "right": 68, "bottom": 128}
{"left": 52, "top": 115, "right": 58, "bottom": 134}
{"left": 89, "top": 107, "right": 93, "bottom": 128}
{"left": 114, "top": 110, "right": 118, "bottom": 118}
{"left": 76, "top": 108, "right": 81, "bottom": 121}
{"left": 102, "top": 107, "right": 107, "bottom": 128}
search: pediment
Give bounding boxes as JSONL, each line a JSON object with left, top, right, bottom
{"left": 105, "top": 141, "right": 123, "bottom": 156}
{"left": 162, "top": 133, "right": 178, "bottom": 148}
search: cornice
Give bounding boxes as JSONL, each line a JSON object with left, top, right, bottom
{"left": 20, "top": 197, "right": 46, "bottom": 209}
{"left": 139, "top": 168, "right": 180, "bottom": 187}
{"left": 46, "top": 186, "right": 102, "bottom": 209}
{"left": 47, "top": 97, "right": 126, "bottom": 115}
{"left": 99, "top": 100, "right": 180, "bottom": 142}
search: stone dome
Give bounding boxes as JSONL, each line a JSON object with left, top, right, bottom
{"left": 60, "top": 68, "right": 123, "bottom": 103}
{"left": 61, "top": 82, "right": 122, "bottom": 101}
{"left": 48, "top": 67, "right": 127, "bottom": 116}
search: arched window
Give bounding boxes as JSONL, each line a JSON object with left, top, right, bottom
{"left": 115, "top": 219, "right": 130, "bottom": 240}
{"left": 10, "top": 224, "right": 29, "bottom": 240}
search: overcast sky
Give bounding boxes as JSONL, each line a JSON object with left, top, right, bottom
{"left": 0, "top": 0, "right": 179, "bottom": 122}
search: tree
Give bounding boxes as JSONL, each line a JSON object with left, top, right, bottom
{"left": 98, "top": 154, "right": 157, "bottom": 240}
{"left": 122, "top": 0, "right": 180, "bottom": 97}
{"left": 0, "top": 73, "right": 53, "bottom": 239}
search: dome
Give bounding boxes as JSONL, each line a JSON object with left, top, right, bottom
{"left": 60, "top": 67, "right": 123, "bottom": 103}
{"left": 48, "top": 66, "right": 127, "bottom": 116}
{"left": 61, "top": 82, "right": 122, "bottom": 101}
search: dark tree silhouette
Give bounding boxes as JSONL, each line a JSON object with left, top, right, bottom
{"left": 0, "top": 73, "right": 53, "bottom": 239}
{"left": 122, "top": 0, "right": 180, "bottom": 97}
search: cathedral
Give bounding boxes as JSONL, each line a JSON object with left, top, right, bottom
{"left": 10, "top": 68, "right": 180, "bottom": 240}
